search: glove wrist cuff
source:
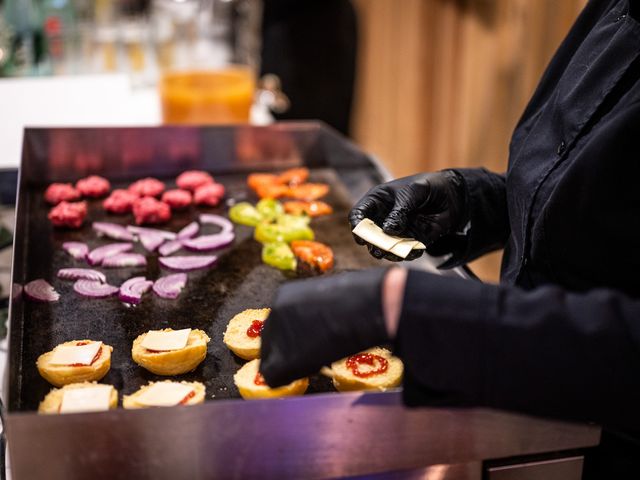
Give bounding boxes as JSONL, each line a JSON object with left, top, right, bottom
{"left": 349, "top": 267, "right": 393, "bottom": 346}
{"left": 441, "top": 169, "right": 470, "bottom": 232}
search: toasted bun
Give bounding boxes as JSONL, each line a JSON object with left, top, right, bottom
{"left": 223, "top": 308, "right": 270, "bottom": 360}
{"left": 38, "top": 382, "right": 118, "bottom": 414}
{"left": 234, "top": 359, "right": 308, "bottom": 399}
{"left": 37, "top": 340, "right": 113, "bottom": 387}
{"left": 122, "top": 380, "right": 206, "bottom": 409}
{"left": 132, "top": 328, "right": 210, "bottom": 375}
{"left": 329, "top": 347, "right": 403, "bottom": 392}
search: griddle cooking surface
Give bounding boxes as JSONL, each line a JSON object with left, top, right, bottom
{"left": 16, "top": 169, "right": 380, "bottom": 411}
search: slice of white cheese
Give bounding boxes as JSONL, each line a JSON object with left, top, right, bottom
{"left": 141, "top": 328, "right": 191, "bottom": 351}
{"left": 353, "top": 218, "right": 426, "bottom": 259}
{"left": 389, "top": 240, "right": 417, "bottom": 258}
{"left": 352, "top": 218, "right": 400, "bottom": 251}
{"left": 49, "top": 342, "right": 103, "bottom": 366}
{"left": 136, "top": 382, "right": 194, "bottom": 407}
{"left": 60, "top": 385, "right": 113, "bottom": 414}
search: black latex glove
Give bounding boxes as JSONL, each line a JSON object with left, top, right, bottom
{"left": 260, "top": 268, "right": 390, "bottom": 387}
{"left": 348, "top": 171, "right": 467, "bottom": 262}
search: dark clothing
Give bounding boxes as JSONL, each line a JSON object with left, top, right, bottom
{"left": 395, "top": 0, "right": 640, "bottom": 474}
{"left": 260, "top": 0, "right": 357, "bottom": 135}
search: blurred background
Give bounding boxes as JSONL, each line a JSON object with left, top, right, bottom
{"left": 0, "top": 0, "right": 587, "bottom": 281}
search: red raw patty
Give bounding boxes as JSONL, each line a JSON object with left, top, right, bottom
{"left": 176, "top": 171, "right": 214, "bottom": 192}
{"left": 129, "top": 178, "right": 166, "bottom": 197}
{"left": 76, "top": 175, "right": 111, "bottom": 197}
{"left": 194, "top": 183, "right": 225, "bottom": 207}
{"left": 162, "top": 189, "right": 192, "bottom": 210}
{"left": 103, "top": 189, "right": 139, "bottom": 214}
{"left": 48, "top": 201, "right": 88, "bottom": 228}
{"left": 133, "top": 197, "right": 171, "bottom": 225}
{"left": 44, "top": 183, "right": 81, "bottom": 205}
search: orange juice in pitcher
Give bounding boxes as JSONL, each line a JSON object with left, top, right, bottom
{"left": 160, "top": 67, "right": 256, "bottom": 125}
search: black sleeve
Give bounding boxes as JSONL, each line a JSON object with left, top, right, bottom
{"left": 395, "top": 269, "right": 640, "bottom": 431}
{"left": 432, "top": 168, "right": 509, "bottom": 269}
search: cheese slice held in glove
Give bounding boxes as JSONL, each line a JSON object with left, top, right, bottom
{"left": 352, "top": 218, "right": 425, "bottom": 259}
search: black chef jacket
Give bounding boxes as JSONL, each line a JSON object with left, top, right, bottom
{"left": 394, "top": 0, "right": 640, "bottom": 475}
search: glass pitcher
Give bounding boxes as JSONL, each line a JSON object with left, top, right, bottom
{"left": 153, "top": 0, "right": 262, "bottom": 125}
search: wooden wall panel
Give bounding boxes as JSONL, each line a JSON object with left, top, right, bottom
{"left": 351, "top": 0, "right": 586, "bottom": 282}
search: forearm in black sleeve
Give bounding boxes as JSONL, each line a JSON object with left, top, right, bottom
{"left": 435, "top": 168, "right": 509, "bottom": 268}
{"left": 395, "top": 268, "right": 640, "bottom": 431}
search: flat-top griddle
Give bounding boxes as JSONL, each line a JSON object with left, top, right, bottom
{"left": 9, "top": 124, "right": 382, "bottom": 412}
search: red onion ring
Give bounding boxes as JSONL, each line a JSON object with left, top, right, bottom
{"left": 182, "top": 232, "right": 235, "bottom": 252}
{"left": 159, "top": 255, "right": 218, "bottom": 271}
{"left": 127, "top": 225, "right": 177, "bottom": 240}
{"left": 158, "top": 239, "right": 182, "bottom": 256}
{"left": 119, "top": 276, "right": 153, "bottom": 304}
{"left": 93, "top": 222, "right": 134, "bottom": 241}
{"left": 138, "top": 231, "right": 165, "bottom": 252}
{"left": 87, "top": 243, "right": 133, "bottom": 265}
{"left": 177, "top": 221, "right": 199, "bottom": 239}
{"left": 73, "top": 279, "right": 119, "bottom": 298}
{"left": 152, "top": 273, "right": 187, "bottom": 299}
{"left": 24, "top": 279, "right": 60, "bottom": 302}
{"left": 199, "top": 214, "right": 234, "bottom": 234}
{"left": 57, "top": 268, "right": 106, "bottom": 283}
{"left": 62, "top": 242, "right": 89, "bottom": 260}
{"left": 102, "top": 253, "right": 147, "bottom": 268}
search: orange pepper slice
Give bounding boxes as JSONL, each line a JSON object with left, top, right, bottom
{"left": 291, "top": 240, "right": 334, "bottom": 272}
{"left": 283, "top": 200, "right": 333, "bottom": 217}
{"left": 255, "top": 183, "right": 289, "bottom": 199}
{"left": 247, "top": 173, "right": 279, "bottom": 191}
{"left": 278, "top": 167, "right": 309, "bottom": 186}
{"left": 286, "top": 183, "right": 330, "bottom": 201}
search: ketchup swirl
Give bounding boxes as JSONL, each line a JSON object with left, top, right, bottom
{"left": 246, "top": 320, "right": 264, "bottom": 338}
{"left": 179, "top": 390, "right": 196, "bottom": 405}
{"left": 254, "top": 372, "right": 267, "bottom": 386}
{"left": 346, "top": 353, "right": 388, "bottom": 378}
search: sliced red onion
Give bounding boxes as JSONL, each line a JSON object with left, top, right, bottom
{"left": 199, "top": 214, "right": 234, "bottom": 234}
{"left": 152, "top": 273, "right": 187, "bottom": 299}
{"left": 177, "top": 221, "right": 199, "bottom": 239}
{"left": 158, "top": 239, "right": 182, "bottom": 256}
{"left": 73, "top": 279, "right": 119, "bottom": 298}
{"left": 57, "top": 268, "right": 106, "bottom": 283}
{"left": 102, "top": 253, "right": 147, "bottom": 268}
{"left": 63, "top": 242, "right": 89, "bottom": 260}
{"left": 182, "top": 232, "right": 235, "bottom": 252}
{"left": 127, "top": 225, "right": 176, "bottom": 240}
{"left": 159, "top": 255, "right": 218, "bottom": 271}
{"left": 24, "top": 279, "right": 60, "bottom": 302}
{"left": 138, "top": 231, "right": 165, "bottom": 252}
{"left": 119, "top": 276, "right": 153, "bottom": 304}
{"left": 93, "top": 222, "right": 134, "bottom": 241}
{"left": 87, "top": 243, "right": 133, "bottom": 266}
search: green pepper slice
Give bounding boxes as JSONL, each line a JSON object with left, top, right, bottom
{"left": 254, "top": 220, "right": 314, "bottom": 243}
{"left": 256, "top": 198, "right": 285, "bottom": 220}
{"left": 277, "top": 213, "right": 311, "bottom": 228}
{"left": 262, "top": 242, "right": 297, "bottom": 270}
{"left": 229, "top": 202, "right": 263, "bottom": 227}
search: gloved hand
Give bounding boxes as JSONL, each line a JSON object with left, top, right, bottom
{"left": 348, "top": 171, "right": 467, "bottom": 261}
{"left": 260, "top": 268, "right": 390, "bottom": 387}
